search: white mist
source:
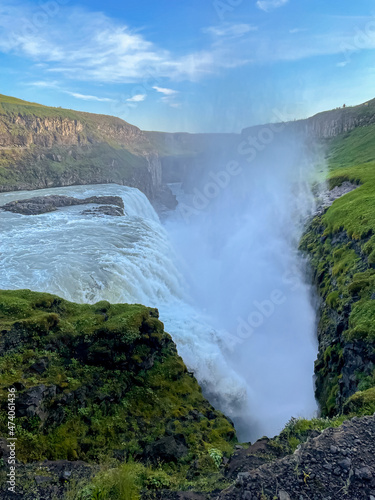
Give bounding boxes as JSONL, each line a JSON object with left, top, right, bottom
{"left": 164, "top": 131, "right": 321, "bottom": 439}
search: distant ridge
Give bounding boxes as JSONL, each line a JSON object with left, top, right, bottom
{"left": 241, "top": 98, "right": 375, "bottom": 139}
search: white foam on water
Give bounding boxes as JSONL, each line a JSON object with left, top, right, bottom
{"left": 0, "top": 184, "right": 248, "bottom": 426}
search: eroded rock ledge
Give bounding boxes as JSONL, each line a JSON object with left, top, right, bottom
{"left": 0, "top": 195, "right": 125, "bottom": 216}
{"left": 140, "top": 415, "right": 375, "bottom": 499}
{"left": 314, "top": 181, "right": 358, "bottom": 216}
{"left": 218, "top": 415, "right": 375, "bottom": 500}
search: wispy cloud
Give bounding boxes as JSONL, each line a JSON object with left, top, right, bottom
{"left": 256, "top": 0, "right": 289, "bottom": 12}
{"left": 0, "top": 3, "right": 250, "bottom": 84}
{"left": 203, "top": 24, "right": 258, "bottom": 38}
{"left": 153, "top": 86, "right": 181, "bottom": 107}
{"left": 30, "top": 80, "right": 59, "bottom": 89}
{"left": 126, "top": 94, "right": 147, "bottom": 102}
{"left": 153, "top": 86, "right": 178, "bottom": 95}
{"left": 65, "top": 91, "right": 114, "bottom": 102}
{"left": 29, "top": 81, "right": 114, "bottom": 102}
{"left": 1, "top": 0, "right": 373, "bottom": 92}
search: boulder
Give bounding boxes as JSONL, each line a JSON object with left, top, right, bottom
{"left": 29, "top": 357, "right": 49, "bottom": 374}
{"left": 16, "top": 384, "right": 56, "bottom": 420}
{"left": 1, "top": 195, "right": 125, "bottom": 216}
{"left": 144, "top": 435, "right": 188, "bottom": 463}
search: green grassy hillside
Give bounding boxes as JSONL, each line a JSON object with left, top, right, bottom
{"left": 301, "top": 123, "right": 375, "bottom": 417}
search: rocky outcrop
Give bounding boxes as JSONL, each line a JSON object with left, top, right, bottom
{"left": 242, "top": 98, "right": 375, "bottom": 139}
{"left": 315, "top": 181, "right": 358, "bottom": 214}
{"left": 0, "top": 289, "right": 236, "bottom": 496}
{"left": 1, "top": 194, "right": 125, "bottom": 215}
{"left": 0, "top": 459, "right": 95, "bottom": 500}
{"left": 141, "top": 416, "right": 375, "bottom": 499}
{"left": 81, "top": 205, "right": 124, "bottom": 216}
{"left": 300, "top": 215, "right": 375, "bottom": 416}
{"left": 0, "top": 95, "right": 164, "bottom": 200}
{"left": 144, "top": 435, "right": 189, "bottom": 464}
{"left": 16, "top": 384, "right": 57, "bottom": 420}
{"left": 152, "top": 185, "right": 178, "bottom": 215}
{"left": 217, "top": 415, "right": 375, "bottom": 500}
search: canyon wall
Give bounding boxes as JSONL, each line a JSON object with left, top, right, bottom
{"left": 3, "top": 93, "right": 374, "bottom": 199}
{"left": 0, "top": 96, "right": 163, "bottom": 200}
{"left": 242, "top": 98, "right": 375, "bottom": 139}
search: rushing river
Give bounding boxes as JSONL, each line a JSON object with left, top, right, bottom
{"left": 0, "top": 171, "right": 319, "bottom": 440}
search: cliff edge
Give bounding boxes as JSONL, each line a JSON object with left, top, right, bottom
{"left": 0, "top": 94, "right": 163, "bottom": 200}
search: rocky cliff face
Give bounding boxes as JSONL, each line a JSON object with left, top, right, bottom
{"left": 0, "top": 95, "right": 164, "bottom": 200}
{"left": 300, "top": 218, "right": 375, "bottom": 416}
{"left": 242, "top": 98, "right": 375, "bottom": 139}
{"left": 217, "top": 415, "right": 375, "bottom": 500}
{"left": 4, "top": 94, "right": 374, "bottom": 199}
{"left": 0, "top": 115, "right": 85, "bottom": 148}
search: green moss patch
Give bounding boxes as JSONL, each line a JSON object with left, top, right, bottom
{"left": 343, "top": 387, "right": 375, "bottom": 416}
{"left": 0, "top": 290, "right": 236, "bottom": 468}
{"left": 301, "top": 122, "right": 375, "bottom": 418}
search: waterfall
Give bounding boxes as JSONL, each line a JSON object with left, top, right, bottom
{"left": 0, "top": 135, "right": 320, "bottom": 441}
{"left": 0, "top": 184, "right": 248, "bottom": 430}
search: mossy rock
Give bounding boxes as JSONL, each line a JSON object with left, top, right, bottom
{"left": 0, "top": 290, "right": 236, "bottom": 465}
{"left": 343, "top": 387, "right": 375, "bottom": 416}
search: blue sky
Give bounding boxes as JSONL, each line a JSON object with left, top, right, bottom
{"left": 0, "top": 0, "right": 374, "bottom": 132}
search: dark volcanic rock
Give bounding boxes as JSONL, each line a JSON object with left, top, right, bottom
{"left": 152, "top": 185, "right": 178, "bottom": 217}
{"left": 29, "top": 357, "right": 49, "bottom": 374}
{"left": 223, "top": 438, "right": 285, "bottom": 480}
{"left": 1, "top": 195, "right": 125, "bottom": 215}
{"left": 16, "top": 384, "right": 57, "bottom": 420}
{"left": 0, "top": 460, "right": 95, "bottom": 499}
{"left": 155, "top": 185, "right": 178, "bottom": 209}
{"left": 81, "top": 205, "right": 124, "bottom": 216}
{"left": 144, "top": 435, "right": 189, "bottom": 463}
{"left": 217, "top": 415, "right": 375, "bottom": 500}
